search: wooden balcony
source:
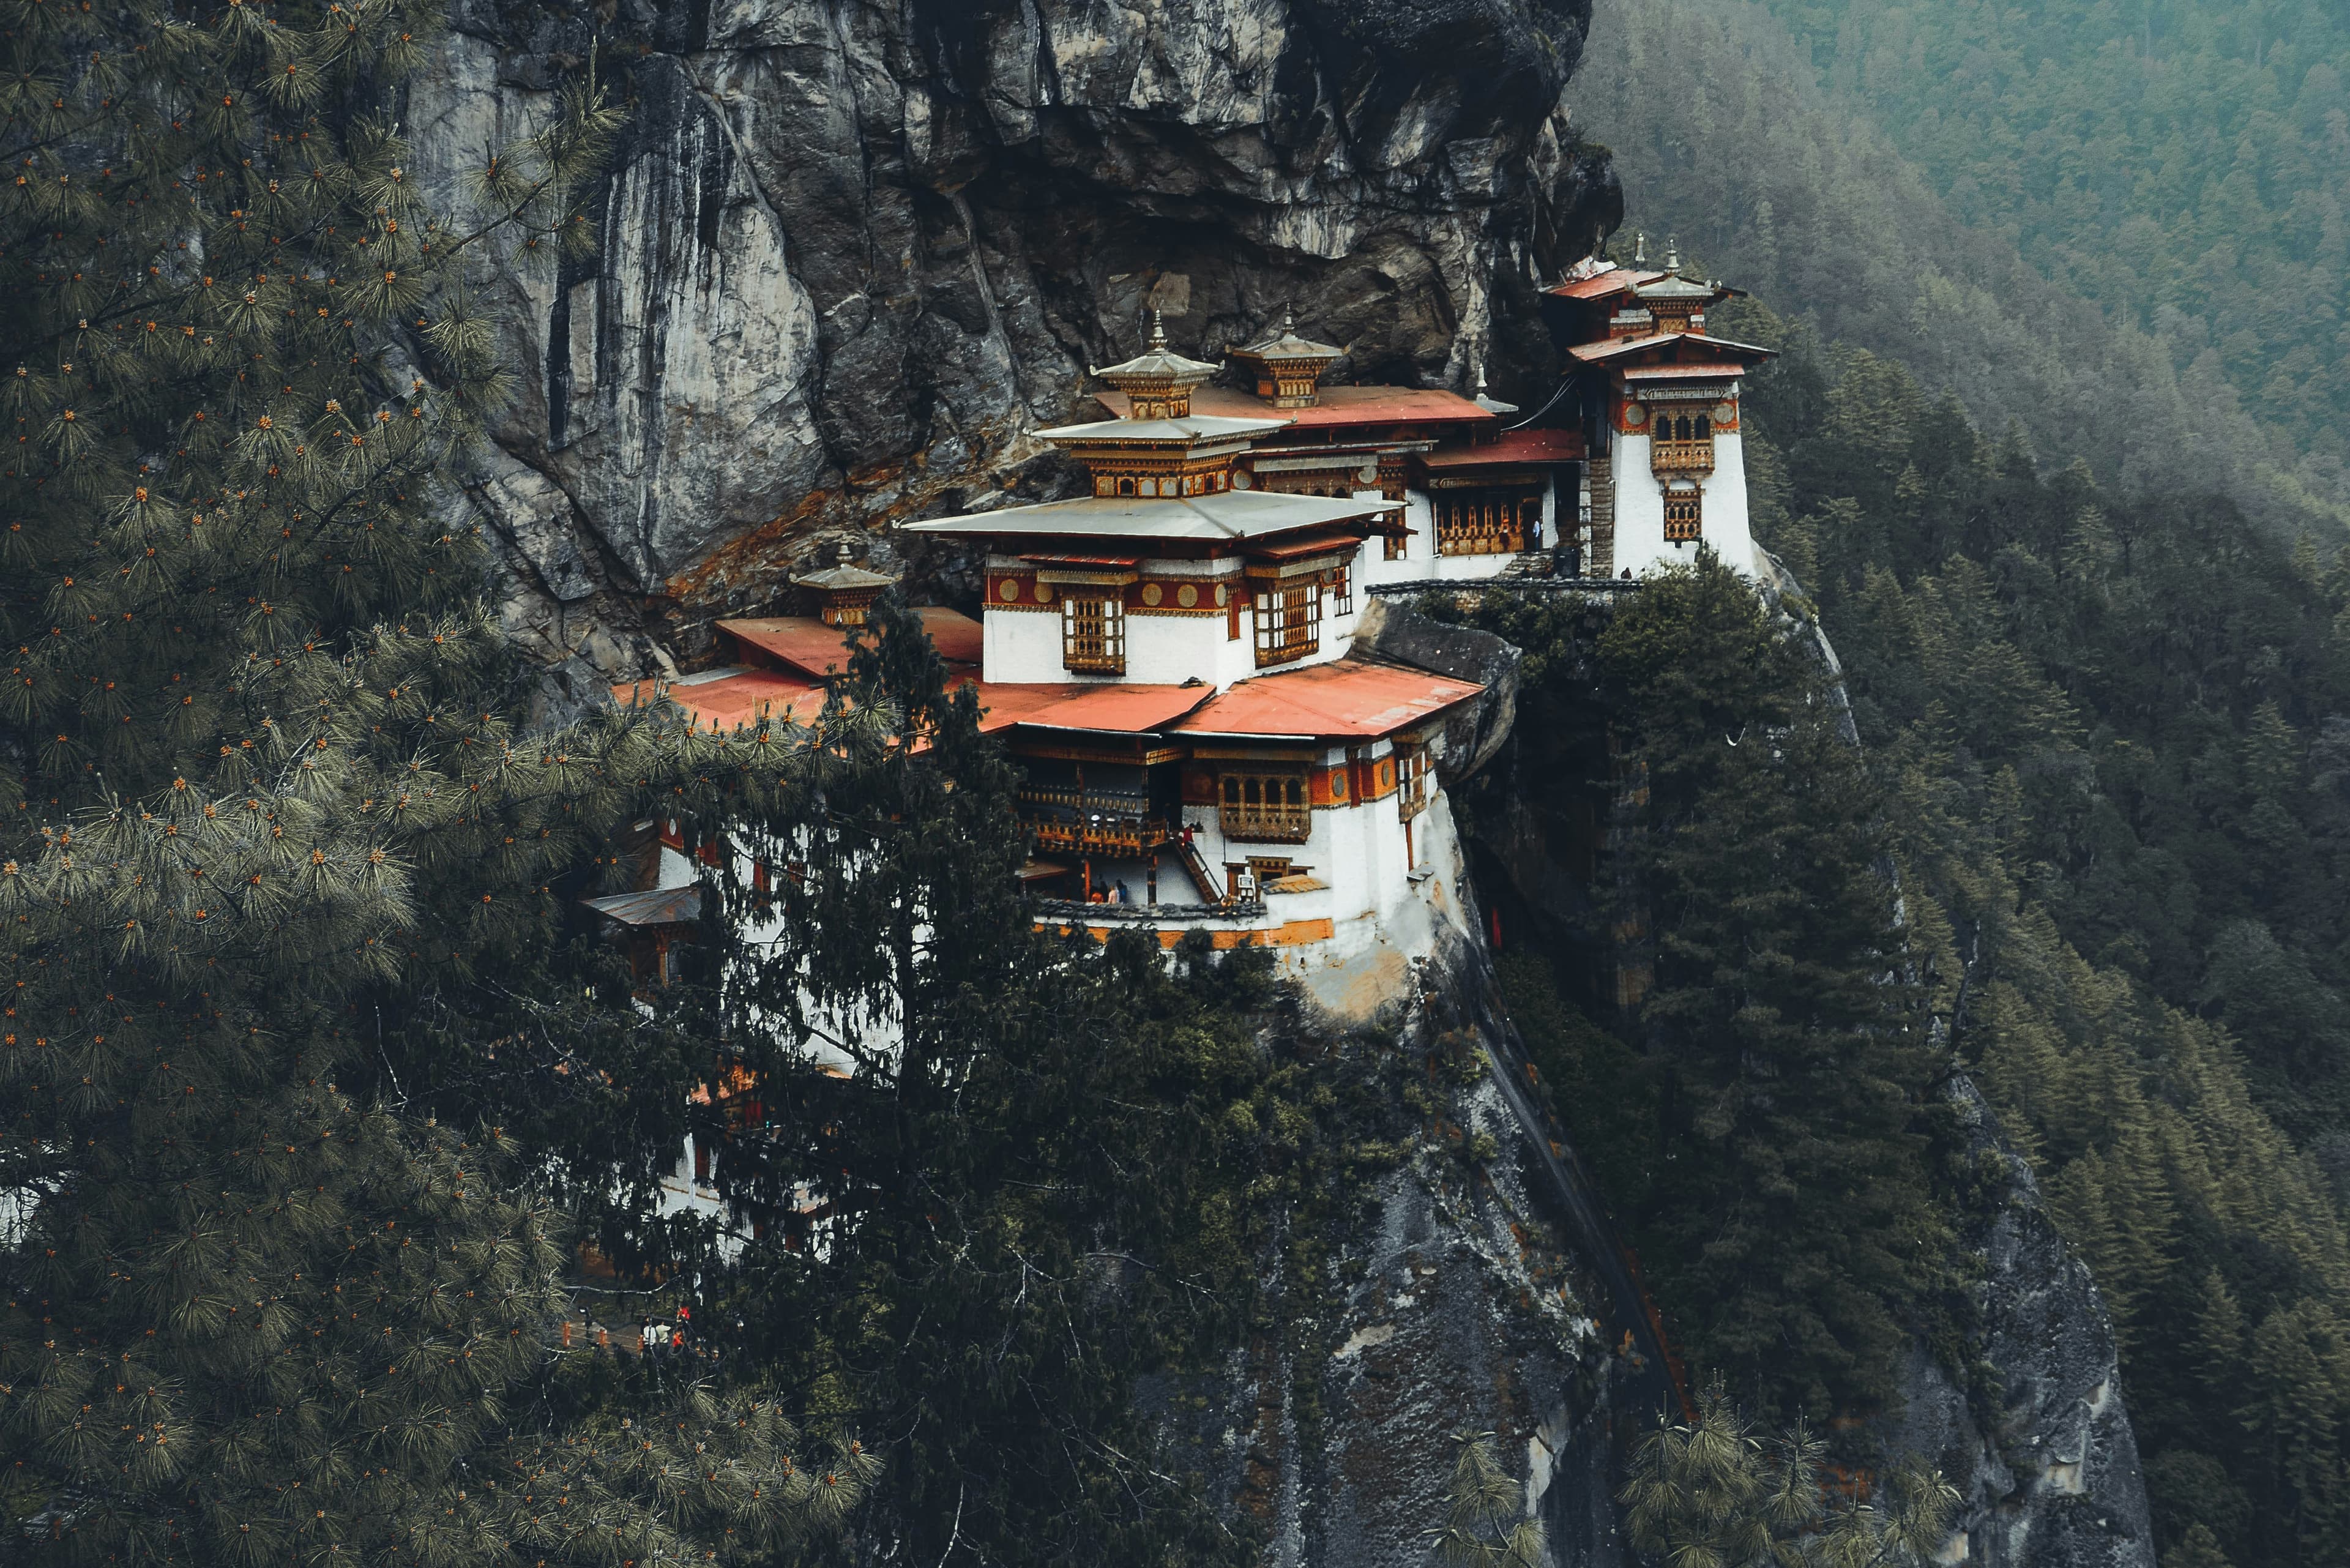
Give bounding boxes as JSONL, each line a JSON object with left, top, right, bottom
{"left": 1649, "top": 439, "right": 1715, "bottom": 476}
{"left": 1219, "top": 798, "right": 1312, "bottom": 843}
{"left": 1018, "top": 786, "right": 1171, "bottom": 856}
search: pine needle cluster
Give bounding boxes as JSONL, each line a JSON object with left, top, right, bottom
{"left": 1425, "top": 1430, "right": 1544, "bottom": 1568}
{"left": 1621, "top": 1381, "right": 1958, "bottom": 1568}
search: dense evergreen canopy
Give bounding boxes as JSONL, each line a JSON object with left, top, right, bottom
{"left": 1754, "top": 0, "right": 2350, "bottom": 489}
{"left": 1729, "top": 296, "right": 2350, "bottom": 1567}
{"left": 1457, "top": 559, "right": 1955, "bottom": 1426}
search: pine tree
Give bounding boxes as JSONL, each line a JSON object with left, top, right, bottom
{"left": 0, "top": 3, "right": 873, "bottom": 1558}
{"left": 479, "top": 597, "right": 1340, "bottom": 1568}
{"left": 2164, "top": 1523, "right": 2237, "bottom": 1568}
{"left": 1595, "top": 550, "right": 1952, "bottom": 1419}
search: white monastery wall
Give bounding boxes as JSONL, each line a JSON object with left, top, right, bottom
{"left": 1611, "top": 432, "right": 1756, "bottom": 580}
{"left": 982, "top": 590, "right": 1367, "bottom": 689}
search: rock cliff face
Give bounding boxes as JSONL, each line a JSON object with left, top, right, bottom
{"left": 1186, "top": 921, "right": 1656, "bottom": 1568}
{"left": 1884, "top": 1080, "right": 2155, "bottom": 1568}
{"left": 406, "top": 0, "right": 1616, "bottom": 695}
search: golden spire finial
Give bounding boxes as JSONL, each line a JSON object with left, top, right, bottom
{"left": 1147, "top": 308, "right": 1168, "bottom": 349}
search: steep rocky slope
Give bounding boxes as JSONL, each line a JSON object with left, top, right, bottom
{"left": 407, "top": 0, "right": 1615, "bottom": 702}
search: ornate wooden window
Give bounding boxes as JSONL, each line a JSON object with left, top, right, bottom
{"left": 1384, "top": 529, "right": 1408, "bottom": 561}
{"left": 1649, "top": 408, "right": 1716, "bottom": 476}
{"left": 1663, "top": 490, "right": 1703, "bottom": 542}
{"left": 1397, "top": 744, "right": 1431, "bottom": 821}
{"left": 1220, "top": 771, "right": 1311, "bottom": 842}
{"left": 1253, "top": 581, "right": 1321, "bottom": 668}
{"left": 1433, "top": 488, "right": 1540, "bottom": 555}
{"left": 1330, "top": 561, "right": 1354, "bottom": 616}
{"left": 1061, "top": 595, "right": 1125, "bottom": 673}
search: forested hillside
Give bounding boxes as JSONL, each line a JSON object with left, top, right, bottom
{"left": 1756, "top": 0, "right": 2350, "bottom": 506}
{"left": 1575, "top": 0, "right": 2350, "bottom": 531}
{"left": 1562, "top": 5, "right": 2350, "bottom": 1564}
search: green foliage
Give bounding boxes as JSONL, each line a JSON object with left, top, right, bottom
{"left": 1471, "top": 556, "right": 1954, "bottom": 1425}
{"left": 474, "top": 597, "right": 1417, "bottom": 1568}
{"left": 1752, "top": 0, "right": 2350, "bottom": 487}
{"left": 1717, "top": 234, "right": 2350, "bottom": 1566}
{"left": 1427, "top": 1430, "right": 1545, "bottom": 1568}
{"left": 1580, "top": 0, "right": 2348, "bottom": 531}
{"left": 1621, "top": 1379, "right": 1958, "bottom": 1568}
{"left": 0, "top": 2, "right": 872, "bottom": 1559}
{"left": 1496, "top": 952, "right": 1658, "bottom": 1211}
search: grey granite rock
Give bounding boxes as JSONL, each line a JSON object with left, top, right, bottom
{"left": 405, "top": 0, "right": 1618, "bottom": 668}
{"left": 1881, "top": 1078, "right": 2156, "bottom": 1568}
{"left": 1198, "top": 922, "right": 1645, "bottom": 1568}
{"left": 1352, "top": 597, "right": 1523, "bottom": 782}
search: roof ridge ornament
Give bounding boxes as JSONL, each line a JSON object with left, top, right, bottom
{"left": 1229, "top": 304, "right": 1346, "bottom": 409}
{"left": 1091, "top": 307, "right": 1218, "bottom": 420}
{"left": 1632, "top": 231, "right": 1647, "bottom": 267}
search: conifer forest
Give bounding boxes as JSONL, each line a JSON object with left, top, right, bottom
{"left": 2, "top": 3, "right": 2344, "bottom": 1568}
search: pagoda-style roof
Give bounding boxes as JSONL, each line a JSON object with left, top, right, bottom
{"left": 1229, "top": 308, "right": 1345, "bottom": 366}
{"left": 1035, "top": 413, "right": 1287, "bottom": 446}
{"left": 1635, "top": 271, "right": 1720, "bottom": 304}
{"left": 1091, "top": 312, "right": 1218, "bottom": 419}
{"left": 1168, "top": 659, "right": 1484, "bottom": 741}
{"left": 1092, "top": 314, "right": 1218, "bottom": 384}
{"left": 1226, "top": 308, "right": 1347, "bottom": 407}
{"left": 903, "top": 489, "right": 1388, "bottom": 545}
{"left": 791, "top": 541, "right": 896, "bottom": 592}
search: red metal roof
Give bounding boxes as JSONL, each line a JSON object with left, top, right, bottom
{"left": 973, "top": 682, "right": 1215, "bottom": 735}
{"left": 612, "top": 668, "right": 826, "bottom": 733}
{"left": 1545, "top": 267, "right": 1665, "bottom": 301}
{"left": 1169, "top": 659, "right": 1482, "bottom": 740}
{"left": 1569, "top": 331, "right": 1774, "bottom": 365}
{"left": 1096, "top": 383, "right": 1494, "bottom": 430}
{"left": 1248, "top": 531, "right": 1366, "bottom": 561}
{"left": 918, "top": 607, "right": 985, "bottom": 666}
{"left": 1420, "top": 427, "right": 1586, "bottom": 468}
{"left": 1621, "top": 362, "right": 1750, "bottom": 382}
{"left": 717, "top": 606, "right": 982, "bottom": 678}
